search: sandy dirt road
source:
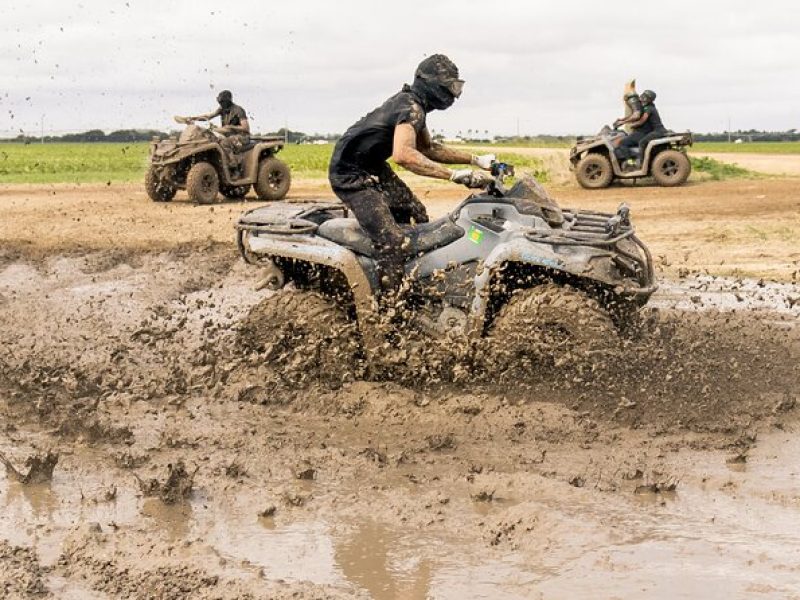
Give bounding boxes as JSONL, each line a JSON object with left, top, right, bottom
{"left": 1, "top": 174, "right": 799, "bottom": 598}
{"left": 694, "top": 152, "right": 800, "bottom": 176}
{"left": 1, "top": 175, "right": 798, "bottom": 280}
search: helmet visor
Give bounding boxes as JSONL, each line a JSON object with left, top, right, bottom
{"left": 446, "top": 78, "right": 465, "bottom": 98}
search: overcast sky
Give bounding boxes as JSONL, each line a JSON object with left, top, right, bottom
{"left": 2, "top": 0, "right": 798, "bottom": 137}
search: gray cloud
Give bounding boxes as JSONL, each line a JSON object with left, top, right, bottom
{"left": 2, "top": 0, "right": 798, "bottom": 136}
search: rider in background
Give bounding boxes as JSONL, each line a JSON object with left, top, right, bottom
{"left": 618, "top": 89, "right": 667, "bottom": 165}
{"left": 328, "top": 54, "right": 496, "bottom": 296}
{"left": 189, "top": 90, "right": 250, "bottom": 170}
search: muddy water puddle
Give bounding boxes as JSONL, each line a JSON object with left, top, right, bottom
{"left": 3, "top": 432, "right": 800, "bottom": 598}
{"left": 654, "top": 275, "right": 800, "bottom": 316}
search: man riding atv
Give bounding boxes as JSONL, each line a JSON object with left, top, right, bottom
{"left": 615, "top": 89, "right": 667, "bottom": 167}
{"left": 328, "top": 54, "right": 498, "bottom": 296}
{"left": 184, "top": 90, "right": 250, "bottom": 172}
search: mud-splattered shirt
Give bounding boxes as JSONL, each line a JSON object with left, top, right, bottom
{"left": 329, "top": 86, "right": 427, "bottom": 189}
{"left": 220, "top": 104, "right": 247, "bottom": 128}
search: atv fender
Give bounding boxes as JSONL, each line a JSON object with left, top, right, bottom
{"left": 468, "top": 238, "right": 652, "bottom": 334}
{"left": 152, "top": 142, "right": 223, "bottom": 167}
{"left": 243, "top": 233, "right": 382, "bottom": 353}
{"left": 242, "top": 142, "right": 282, "bottom": 181}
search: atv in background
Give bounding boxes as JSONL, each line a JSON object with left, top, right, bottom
{"left": 235, "top": 163, "right": 657, "bottom": 372}
{"left": 570, "top": 126, "right": 693, "bottom": 189}
{"left": 145, "top": 117, "right": 291, "bottom": 204}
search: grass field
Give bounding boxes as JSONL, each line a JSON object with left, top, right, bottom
{"left": 0, "top": 142, "right": 548, "bottom": 184}
{"left": 1, "top": 140, "right": 796, "bottom": 185}
{"left": 692, "top": 141, "right": 800, "bottom": 154}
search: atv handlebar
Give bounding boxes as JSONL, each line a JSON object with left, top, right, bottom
{"left": 487, "top": 162, "right": 515, "bottom": 196}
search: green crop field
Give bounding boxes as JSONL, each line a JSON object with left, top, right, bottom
{"left": 0, "top": 142, "right": 151, "bottom": 184}
{"left": 692, "top": 141, "right": 800, "bottom": 154}
{"left": 0, "top": 141, "right": 549, "bottom": 184}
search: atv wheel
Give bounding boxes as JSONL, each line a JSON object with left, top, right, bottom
{"left": 221, "top": 184, "right": 251, "bottom": 200}
{"left": 255, "top": 157, "right": 291, "bottom": 201}
{"left": 651, "top": 150, "right": 690, "bottom": 186}
{"left": 575, "top": 154, "right": 614, "bottom": 189}
{"left": 240, "top": 290, "right": 360, "bottom": 384}
{"left": 145, "top": 166, "right": 176, "bottom": 202}
{"left": 486, "top": 284, "right": 615, "bottom": 370}
{"left": 186, "top": 162, "right": 219, "bottom": 204}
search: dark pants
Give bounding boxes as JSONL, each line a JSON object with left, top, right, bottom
{"left": 620, "top": 128, "right": 667, "bottom": 162}
{"left": 620, "top": 130, "right": 647, "bottom": 158}
{"left": 330, "top": 163, "right": 429, "bottom": 294}
{"left": 220, "top": 134, "right": 249, "bottom": 167}
{"left": 637, "top": 128, "right": 667, "bottom": 158}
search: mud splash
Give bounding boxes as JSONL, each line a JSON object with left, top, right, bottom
{"left": 1, "top": 247, "right": 798, "bottom": 598}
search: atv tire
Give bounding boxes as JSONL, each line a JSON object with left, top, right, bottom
{"left": 255, "top": 157, "right": 291, "bottom": 201}
{"left": 240, "top": 290, "right": 360, "bottom": 384}
{"left": 145, "top": 166, "right": 177, "bottom": 202}
{"left": 651, "top": 150, "right": 690, "bottom": 187}
{"left": 221, "top": 184, "right": 251, "bottom": 200}
{"left": 486, "top": 284, "right": 615, "bottom": 371}
{"left": 576, "top": 153, "right": 614, "bottom": 189}
{"left": 186, "top": 162, "right": 219, "bottom": 204}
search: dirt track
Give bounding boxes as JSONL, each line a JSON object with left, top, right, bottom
{"left": 2, "top": 175, "right": 799, "bottom": 280}
{"left": 1, "top": 175, "right": 800, "bottom": 598}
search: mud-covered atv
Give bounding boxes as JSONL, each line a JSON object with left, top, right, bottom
{"left": 235, "top": 164, "right": 657, "bottom": 371}
{"left": 146, "top": 118, "right": 291, "bottom": 204}
{"left": 570, "top": 126, "right": 693, "bottom": 189}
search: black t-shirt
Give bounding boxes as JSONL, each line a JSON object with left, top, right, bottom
{"left": 639, "top": 103, "right": 664, "bottom": 134}
{"left": 220, "top": 104, "right": 247, "bottom": 127}
{"left": 329, "top": 86, "right": 427, "bottom": 185}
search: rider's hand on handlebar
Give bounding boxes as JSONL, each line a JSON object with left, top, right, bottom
{"left": 470, "top": 153, "right": 496, "bottom": 170}
{"left": 450, "top": 169, "right": 493, "bottom": 189}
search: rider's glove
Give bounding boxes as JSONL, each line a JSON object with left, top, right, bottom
{"left": 470, "top": 153, "right": 496, "bottom": 170}
{"left": 450, "top": 169, "right": 492, "bottom": 189}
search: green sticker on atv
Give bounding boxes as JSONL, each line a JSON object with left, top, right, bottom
{"left": 468, "top": 225, "right": 484, "bottom": 245}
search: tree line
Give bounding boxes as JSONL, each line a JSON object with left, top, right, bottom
{"left": 1, "top": 128, "right": 798, "bottom": 144}
{"left": 0, "top": 128, "right": 334, "bottom": 144}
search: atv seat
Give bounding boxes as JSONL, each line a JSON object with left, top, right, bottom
{"left": 317, "top": 216, "right": 464, "bottom": 257}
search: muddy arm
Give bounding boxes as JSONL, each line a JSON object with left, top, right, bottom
{"left": 416, "top": 127, "right": 474, "bottom": 165}
{"left": 218, "top": 118, "right": 250, "bottom": 135}
{"left": 628, "top": 112, "right": 650, "bottom": 129}
{"left": 190, "top": 108, "right": 222, "bottom": 122}
{"left": 392, "top": 123, "right": 453, "bottom": 179}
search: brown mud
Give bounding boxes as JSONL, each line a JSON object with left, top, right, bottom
{"left": 1, "top": 243, "right": 799, "bottom": 598}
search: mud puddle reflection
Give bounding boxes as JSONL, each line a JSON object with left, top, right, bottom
{"left": 3, "top": 431, "right": 800, "bottom": 598}
{"left": 200, "top": 493, "right": 535, "bottom": 599}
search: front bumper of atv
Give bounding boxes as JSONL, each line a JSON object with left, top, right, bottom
{"left": 521, "top": 205, "right": 658, "bottom": 297}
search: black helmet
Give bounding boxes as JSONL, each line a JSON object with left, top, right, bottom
{"left": 412, "top": 54, "right": 464, "bottom": 111}
{"left": 216, "top": 90, "right": 233, "bottom": 109}
{"left": 640, "top": 89, "right": 657, "bottom": 104}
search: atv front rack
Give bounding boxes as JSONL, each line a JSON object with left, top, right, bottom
{"left": 524, "top": 206, "right": 656, "bottom": 292}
